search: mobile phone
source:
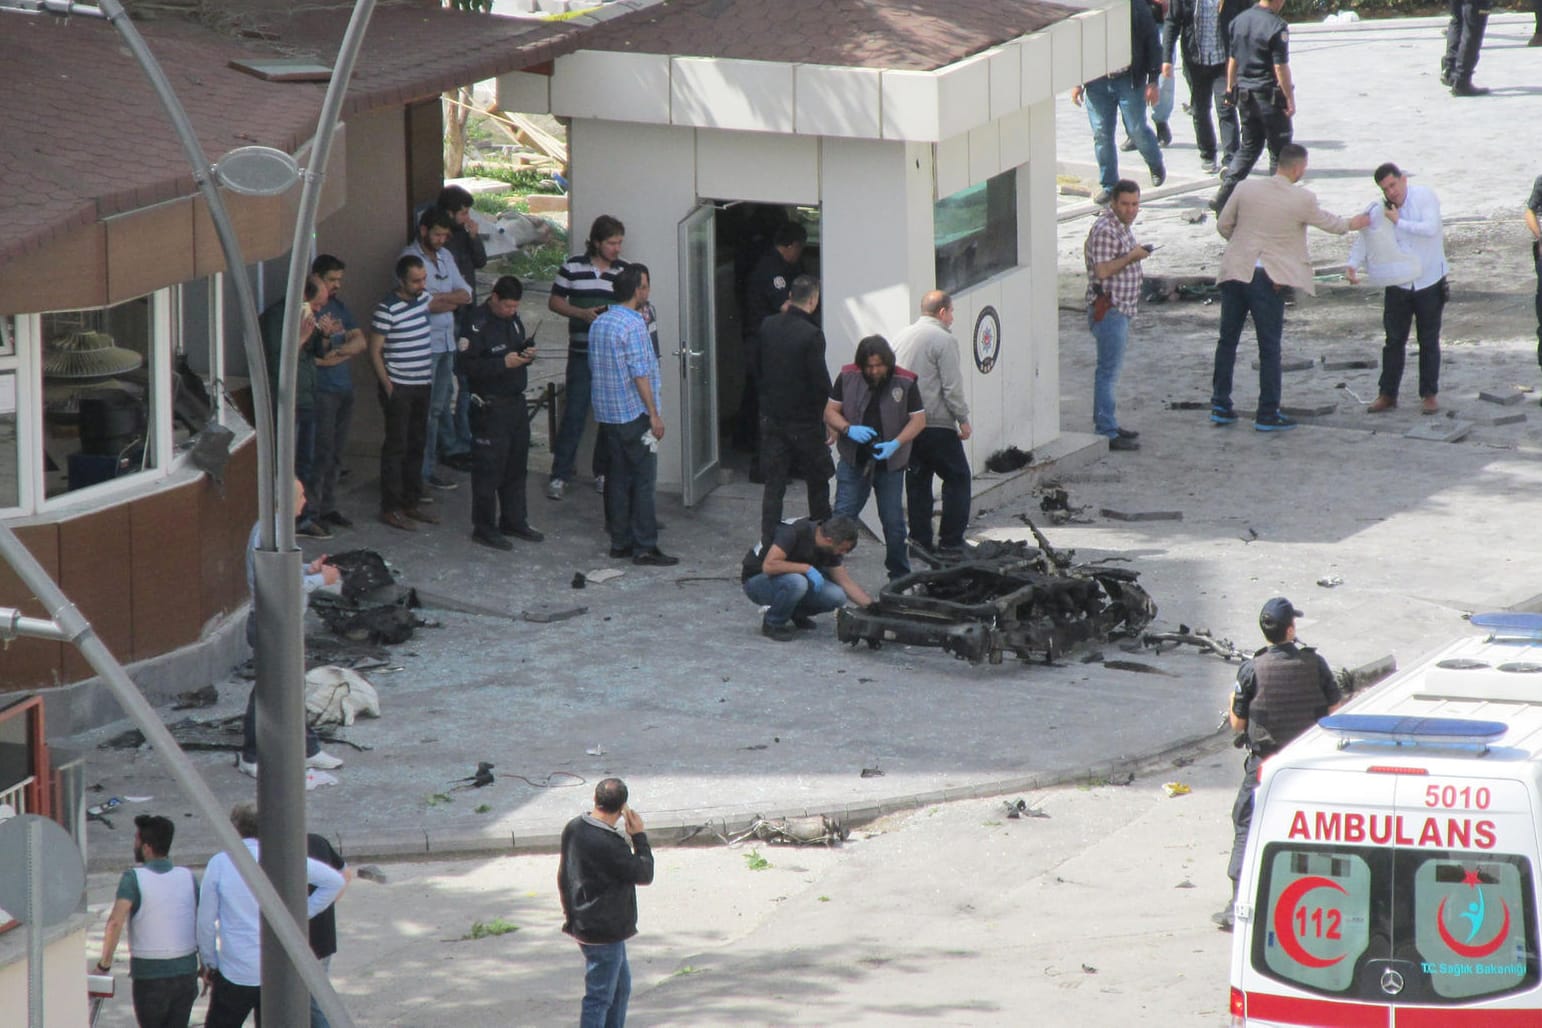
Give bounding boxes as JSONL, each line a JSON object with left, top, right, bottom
{"left": 1383, "top": 199, "right": 1395, "bottom": 210}
{"left": 1143, "top": 243, "right": 1160, "bottom": 253}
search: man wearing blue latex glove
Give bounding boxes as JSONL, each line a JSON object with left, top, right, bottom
{"left": 824, "top": 335, "right": 927, "bottom": 580}
{"left": 741, "top": 516, "right": 872, "bottom": 641}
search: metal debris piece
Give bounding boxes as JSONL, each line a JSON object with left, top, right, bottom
{"left": 585, "top": 568, "right": 625, "bottom": 584}
{"left": 1101, "top": 508, "right": 1182, "bottom": 522}
{"left": 1335, "top": 382, "right": 1371, "bottom": 405}
{"left": 837, "top": 531, "right": 1155, "bottom": 665}
{"left": 523, "top": 604, "right": 588, "bottom": 624}
{"left": 860, "top": 766, "right": 885, "bottom": 778}
{"left": 732, "top": 814, "right": 848, "bottom": 847}
{"left": 1317, "top": 575, "right": 1344, "bottom": 588}
{"left": 355, "top": 865, "right": 388, "bottom": 883}
{"left": 1142, "top": 627, "right": 1250, "bottom": 662}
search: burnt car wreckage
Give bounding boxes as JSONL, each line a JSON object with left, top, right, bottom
{"left": 835, "top": 521, "right": 1157, "bottom": 664}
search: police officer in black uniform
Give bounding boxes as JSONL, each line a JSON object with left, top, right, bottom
{"left": 460, "top": 276, "right": 544, "bottom": 550}
{"left": 1210, "top": 0, "right": 1293, "bottom": 213}
{"left": 734, "top": 221, "right": 809, "bottom": 476}
{"left": 756, "top": 274, "right": 834, "bottom": 546}
{"left": 1215, "top": 597, "right": 1343, "bottom": 931}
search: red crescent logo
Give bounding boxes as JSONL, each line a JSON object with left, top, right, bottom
{"left": 1274, "top": 876, "right": 1349, "bottom": 969}
{"left": 1436, "top": 896, "right": 1511, "bottom": 958}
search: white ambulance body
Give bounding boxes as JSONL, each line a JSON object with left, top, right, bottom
{"left": 1229, "top": 617, "right": 1542, "bottom": 1027}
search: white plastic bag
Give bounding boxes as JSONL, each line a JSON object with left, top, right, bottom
{"left": 304, "top": 666, "right": 381, "bottom": 727}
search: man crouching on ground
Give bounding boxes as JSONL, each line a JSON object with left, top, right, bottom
{"left": 741, "top": 515, "right": 874, "bottom": 641}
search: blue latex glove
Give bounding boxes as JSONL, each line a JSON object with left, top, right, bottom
{"left": 872, "top": 439, "right": 900, "bottom": 460}
{"left": 845, "top": 424, "right": 877, "bottom": 444}
{"left": 805, "top": 567, "right": 826, "bottom": 591}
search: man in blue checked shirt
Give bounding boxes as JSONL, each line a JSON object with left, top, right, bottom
{"left": 588, "top": 264, "right": 678, "bottom": 567}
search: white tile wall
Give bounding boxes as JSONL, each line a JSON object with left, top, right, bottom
{"left": 552, "top": 50, "right": 671, "bottom": 124}
{"left": 671, "top": 57, "right": 795, "bottom": 133}
{"left": 796, "top": 65, "right": 883, "bottom": 139}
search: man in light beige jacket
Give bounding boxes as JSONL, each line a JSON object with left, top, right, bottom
{"left": 1210, "top": 143, "right": 1369, "bottom": 431}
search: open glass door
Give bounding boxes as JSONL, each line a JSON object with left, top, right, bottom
{"left": 677, "top": 204, "right": 719, "bottom": 507}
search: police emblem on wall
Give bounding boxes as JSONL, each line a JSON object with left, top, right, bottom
{"left": 973, "top": 306, "right": 1001, "bottom": 374}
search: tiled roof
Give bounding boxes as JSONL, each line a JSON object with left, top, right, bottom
{"left": 570, "top": 0, "right": 1079, "bottom": 72}
{"left": 0, "top": 2, "right": 585, "bottom": 268}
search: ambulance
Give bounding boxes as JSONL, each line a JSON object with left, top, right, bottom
{"left": 1228, "top": 613, "right": 1542, "bottom": 1026}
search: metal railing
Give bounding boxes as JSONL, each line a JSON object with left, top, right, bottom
{"left": 0, "top": 774, "right": 34, "bottom": 815}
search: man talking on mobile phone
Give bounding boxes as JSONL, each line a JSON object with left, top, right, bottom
{"left": 1083, "top": 179, "right": 1153, "bottom": 452}
{"left": 559, "top": 778, "right": 655, "bottom": 1028}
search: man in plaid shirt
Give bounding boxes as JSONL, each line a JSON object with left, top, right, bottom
{"left": 589, "top": 263, "right": 678, "bottom": 567}
{"left": 1084, "top": 180, "right": 1154, "bottom": 452}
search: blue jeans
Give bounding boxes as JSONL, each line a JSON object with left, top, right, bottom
{"left": 1211, "top": 268, "right": 1286, "bottom": 420}
{"left": 579, "top": 941, "right": 630, "bottom": 1028}
{"left": 422, "top": 351, "right": 469, "bottom": 478}
{"left": 1088, "top": 308, "right": 1130, "bottom": 438}
{"left": 453, "top": 371, "right": 473, "bottom": 451}
{"left": 1127, "top": 73, "right": 1176, "bottom": 127}
{"left": 550, "top": 351, "right": 608, "bottom": 484}
{"left": 744, "top": 572, "right": 848, "bottom": 626}
{"left": 600, "top": 415, "right": 658, "bottom": 551}
{"left": 833, "top": 459, "right": 909, "bottom": 580}
{"left": 1083, "top": 75, "right": 1164, "bottom": 190}
{"left": 309, "top": 955, "right": 333, "bottom": 1028}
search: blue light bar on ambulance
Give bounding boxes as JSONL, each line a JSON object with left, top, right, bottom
{"left": 1470, "top": 610, "right": 1542, "bottom": 640}
{"left": 1319, "top": 714, "right": 1508, "bottom": 753}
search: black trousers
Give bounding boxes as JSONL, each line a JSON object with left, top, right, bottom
{"left": 1214, "top": 86, "right": 1292, "bottom": 210}
{"left": 1379, "top": 278, "right": 1446, "bottom": 399}
{"left": 1442, "top": 0, "right": 1490, "bottom": 81}
{"left": 469, "top": 399, "right": 531, "bottom": 534}
{"left": 377, "top": 383, "right": 429, "bottom": 513}
{"left": 1533, "top": 241, "right": 1542, "bottom": 360}
{"left": 131, "top": 974, "right": 198, "bottom": 1028}
{"left": 1183, "top": 60, "right": 1237, "bottom": 165}
{"left": 905, "top": 427, "right": 972, "bottom": 551}
{"left": 1227, "top": 752, "right": 1265, "bottom": 889}
{"left": 204, "top": 972, "right": 261, "bottom": 1027}
{"left": 758, "top": 417, "right": 834, "bottom": 545}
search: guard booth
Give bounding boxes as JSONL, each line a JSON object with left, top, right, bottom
{"left": 499, "top": 0, "right": 1130, "bottom": 504}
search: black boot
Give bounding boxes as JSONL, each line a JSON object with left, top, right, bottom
{"left": 1451, "top": 78, "right": 1490, "bottom": 96}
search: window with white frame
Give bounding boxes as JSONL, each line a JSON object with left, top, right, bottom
{"left": 2, "top": 275, "right": 233, "bottom": 512}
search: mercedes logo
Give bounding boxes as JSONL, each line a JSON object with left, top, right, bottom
{"left": 1380, "top": 968, "right": 1405, "bottom": 995}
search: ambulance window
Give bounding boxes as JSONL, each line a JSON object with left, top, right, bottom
{"left": 1409, "top": 854, "right": 1537, "bottom": 1000}
{"left": 1256, "top": 845, "right": 1375, "bottom": 994}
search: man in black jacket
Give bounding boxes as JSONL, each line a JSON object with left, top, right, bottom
{"left": 757, "top": 274, "right": 834, "bottom": 545}
{"left": 559, "top": 778, "right": 654, "bottom": 1027}
{"left": 1164, "top": 0, "right": 1242, "bottom": 175}
{"left": 459, "top": 276, "right": 543, "bottom": 550}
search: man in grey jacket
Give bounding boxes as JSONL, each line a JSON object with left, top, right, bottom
{"left": 892, "top": 291, "right": 973, "bottom": 555}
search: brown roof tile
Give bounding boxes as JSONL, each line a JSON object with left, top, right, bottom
{"left": 571, "top": 0, "right": 1078, "bottom": 72}
{"left": 0, "top": 3, "right": 585, "bottom": 270}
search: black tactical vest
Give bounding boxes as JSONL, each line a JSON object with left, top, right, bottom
{"left": 1247, "top": 647, "right": 1328, "bottom": 754}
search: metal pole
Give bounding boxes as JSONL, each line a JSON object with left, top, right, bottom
{"left": 0, "top": 535, "right": 355, "bottom": 1028}
{"left": 94, "top": 0, "right": 277, "bottom": 550}
{"left": 26, "top": 817, "right": 43, "bottom": 1028}
{"left": 261, "top": 2, "right": 376, "bottom": 1023}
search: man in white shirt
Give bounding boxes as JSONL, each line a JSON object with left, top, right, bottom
{"left": 1347, "top": 163, "right": 1449, "bottom": 415}
{"left": 197, "top": 803, "right": 346, "bottom": 1027}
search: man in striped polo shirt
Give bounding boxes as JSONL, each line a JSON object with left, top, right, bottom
{"left": 369, "top": 256, "right": 441, "bottom": 531}
{"left": 546, "top": 214, "right": 628, "bottom": 501}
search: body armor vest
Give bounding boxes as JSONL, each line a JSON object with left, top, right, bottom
{"left": 1247, "top": 646, "right": 1327, "bottom": 754}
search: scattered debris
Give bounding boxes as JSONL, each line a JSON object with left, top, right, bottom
{"left": 1403, "top": 418, "right": 1473, "bottom": 443}
{"left": 983, "top": 446, "right": 1034, "bottom": 474}
{"left": 1316, "top": 575, "right": 1344, "bottom": 588}
{"left": 1335, "top": 382, "right": 1371, "bottom": 405}
{"left": 1163, "top": 782, "right": 1192, "bottom": 797}
{"left": 584, "top": 568, "right": 625, "bottom": 585}
{"left": 355, "top": 865, "right": 387, "bottom": 883}
{"left": 1142, "top": 625, "right": 1250, "bottom": 662}
{"left": 837, "top": 530, "right": 1156, "bottom": 665}
{"left": 1002, "top": 798, "right": 1050, "bottom": 820}
{"left": 522, "top": 603, "right": 588, "bottom": 623}
{"left": 860, "top": 766, "right": 885, "bottom": 778}
{"left": 570, "top": 572, "right": 587, "bottom": 589}
{"left": 733, "top": 814, "right": 848, "bottom": 847}
{"left": 1321, "top": 357, "right": 1375, "bottom": 371}
{"left": 305, "top": 666, "right": 381, "bottom": 726}
{"left": 1082, "top": 964, "right": 1098, "bottom": 975}
{"left": 1175, "top": 879, "right": 1196, "bottom": 889}
{"left": 172, "top": 685, "right": 219, "bottom": 710}
{"left": 451, "top": 762, "right": 496, "bottom": 790}
{"left": 585, "top": 744, "right": 606, "bottom": 757}
{"left": 1479, "top": 389, "right": 1524, "bottom": 406}
{"left": 1165, "top": 400, "right": 1208, "bottom": 410}
{"left": 1100, "top": 507, "right": 1182, "bottom": 522}
{"left": 1181, "top": 209, "right": 1207, "bottom": 224}
{"left": 1281, "top": 402, "right": 1337, "bottom": 417}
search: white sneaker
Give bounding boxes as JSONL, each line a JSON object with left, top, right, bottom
{"left": 546, "top": 479, "right": 566, "bottom": 501}
{"left": 306, "top": 749, "right": 344, "bottom": 770}
{"left": 594, "top": 475, "right": 606, "bottom": 494}
{"left": 237, "top": 756, "right": 259, "bottom": 778}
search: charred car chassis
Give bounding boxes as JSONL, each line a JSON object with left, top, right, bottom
{"left": 834, "top": 534, "right": 1156, "bottom": 665}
